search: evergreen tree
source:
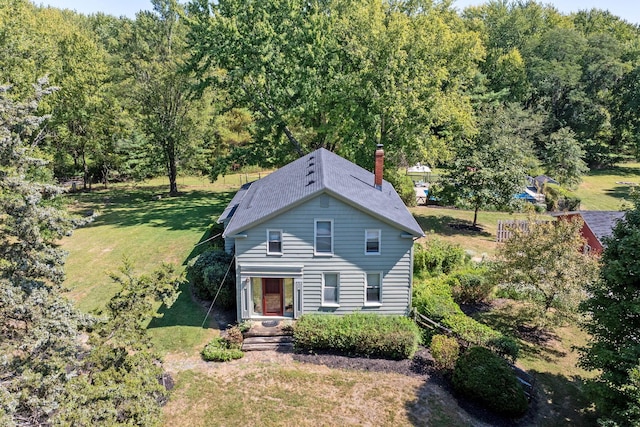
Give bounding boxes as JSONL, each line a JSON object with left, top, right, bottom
{"left": 580, "top": 202, "right": 640, "bottom": 425}
{"left": 0, "top": 80, "right": 87, "bottom": 425}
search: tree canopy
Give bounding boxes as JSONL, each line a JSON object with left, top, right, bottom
{"left": 579, "top": 202, "right": 640, "bottom": 425}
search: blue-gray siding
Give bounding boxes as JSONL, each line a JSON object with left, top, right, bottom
{"left": 232, "top": 193, "right": 416, "bottom": 318}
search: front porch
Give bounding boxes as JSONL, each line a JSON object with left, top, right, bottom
{"left": 238, "top": 264, "right": 304, "bottom": 322}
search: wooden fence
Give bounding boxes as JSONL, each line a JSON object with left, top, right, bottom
{"left": 496, "top": 219, "right": 551, "bottom": 243}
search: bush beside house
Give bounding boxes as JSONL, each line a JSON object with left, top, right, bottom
{"left": 186, "top": 249, "right": 236, "bottom": 308}
{"left": 294, "top": 313, "right": 420, "bottom": 360}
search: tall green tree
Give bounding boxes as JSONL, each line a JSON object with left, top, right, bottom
{"left": 186, "top": 0, "right": 482, "bottom": 172}
{"left": 129, "top": 0, "right": 211, "bottom": 195}
{"left": 543, "top": 127, "right": 588, "bottom": 188}
{"left": 579, "top": 203, "right": 640, "bottom": 425}
{"left": 0, "top": 80, "right": 86, "bottom": 425}
{"left": 440, "top": 103, "right": 538, "bottom": 227}
{"left": 54, "top": 262, "right": 180, "bottom": 426}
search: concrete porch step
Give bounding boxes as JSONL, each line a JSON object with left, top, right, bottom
{"left": 242, "top": 336, "right": 294, "bottom": 351}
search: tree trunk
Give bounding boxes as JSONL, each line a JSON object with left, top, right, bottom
{"left": 473, "top": 205, "right": 479, "bottom": 227}
{"left": 82, "top": 151, "right": 89, "bottom": 191}
{"left": 167, "top": 144, "right": 178, "bottom": 196}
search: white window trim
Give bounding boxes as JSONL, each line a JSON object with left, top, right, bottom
{"left": 314, "top": 219, "right": 334, "bottom": 256}
{"left": 364, "top": 229, "right": 381, "bottom": 255}
{"left": 266, "top": 229, "right": 283, "bottom": 255}
{"left": 364, "top": 271, "right": 383, "bottom": 307}
{"left": 321, "top": 272, "right": 340, "bottom": 307}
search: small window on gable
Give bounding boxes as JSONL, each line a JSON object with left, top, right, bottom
{"left": 365, "top": 229, "right": 381, "bottom": 255}
{"left": 365, "top": 272, "right": 382, "bottom": 305}
{"left": 322, "top": 272, "right": 339, "bottom": 306}
{"left": 267, "top": 229, "right": 282, "bottom": 254}
{"left": 315, "top": 219, "right": 333, "bottom": 255}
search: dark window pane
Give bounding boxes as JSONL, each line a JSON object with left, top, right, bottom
{"left": 268, "top": 241, "right": 282, "bottom": 253}
{"left": 366, "top": 287, "right": 380, "bottom": 302}
{"left": 316, "top": 236, "right": 332, "bottom": 252}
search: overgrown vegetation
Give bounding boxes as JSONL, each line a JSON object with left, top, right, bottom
{"left": 452, "top": 346, "right": 528, "bottom": 417}
{"left": 186, "top": 249, "right": 236, "bottom": 308}
{"left": 294, "top": 313, "right": 420, "bottom": 360}
{"left": 412, "top": 238, "right": 519, "bottom": 361}
{"left": 413, "top": 238, "right": 468, "bottom": 277}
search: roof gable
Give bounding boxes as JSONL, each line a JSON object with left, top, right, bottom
{"left": 221, "top": 148, "right": 424, "bottom": 237}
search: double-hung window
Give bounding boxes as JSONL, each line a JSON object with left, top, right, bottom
{"left": 267, "top": 229, "right": 283, "bottom": 254}
{"left": 322, "top": 272, "right": 339, "bottom": 306}
{"left": 365, "top": 272, "right": 382, "bottom": 305}
{"left": 315, "top": 219, "right": 333, "bottom": 255}
{"left": 365, "top": 229, "right": 381, "bottom": 255}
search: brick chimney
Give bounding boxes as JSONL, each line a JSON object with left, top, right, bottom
{"left": 374, "top": 144, "right": 384, "bottom": 190}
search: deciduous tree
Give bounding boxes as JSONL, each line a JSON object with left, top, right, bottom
{"left": 440, "top": 103, "right": 538, "bottom": 227}
{"left": 493, "top": 215, "right": 599, "bottom": 325}
{"left": 579, "top": 203, "right": 640, "bottom": 425}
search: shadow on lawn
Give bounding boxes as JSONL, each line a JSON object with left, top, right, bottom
{"left": 147, "top": 214, "right": 229, "bottom": 331}
{"left": 588, "top": 164, "right": 640, "bottom": 177}
{"left": 603, "top": 185, "right": 634, "bottom": 201}
{"left": 75, "top": 187, "right": 235, "bottom": 232}
{"left": 413, "top": 213, "right": 493, "bottom": 238}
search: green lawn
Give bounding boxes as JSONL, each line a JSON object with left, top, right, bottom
{"left": 574, "top": 162, "right": 640, "bottom": 210}
{"left": 60, "top": 174, "right": 263, "bottom": 355}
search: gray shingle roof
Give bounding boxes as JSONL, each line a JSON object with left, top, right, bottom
{"left": 551, "top": 210, "right": 625, "bottom": 245}
{"left": 220, "top": 148, "right": 424, "bottom": 237}
{"left": 578, "top": 211, "right": 625, "bottom": 244}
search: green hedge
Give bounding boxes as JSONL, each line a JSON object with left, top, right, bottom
{"left": 294, "top": 313, "right": 420, "bottom": 360}
{"left": 453, "top": 346, "right": 528, "bottom": 417}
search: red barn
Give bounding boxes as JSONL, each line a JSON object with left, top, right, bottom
{"left": 551, "top": 211, "right": 625, "bottom": 254}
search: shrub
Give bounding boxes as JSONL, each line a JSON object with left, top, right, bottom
{"left": 413, "top": 277, "right": 519, "bottom": 361}
{"left": 413, "top": 277, "right": 463, "bottom": 321}
{"left": 414, "top": 239, "right": 467, "bottom": 276}
{"left": 385, "top": 168, "right": 416, "bottom": 207}
{"left": 448, "top": 267, "right": 493, "bottom": 305}
{"left": 442, "top": 313, "right": 501, "bottom": 346}
{"left": 430, "top": 334, "right": 460, "bottom": 370}
{"left": 487, "top": 336, "right": 520, "bottom": 362}
{"left": 544, "top": 184, "right": 581, "bottom": 211}
{"left": 186, "top": 249, "right": 235, "bottom": 308}
{"left": 201, "top": 337, "right": 244, "bottom": 362}
{"left": 294, "top": 313, "right": 420, "bottom": 360}
{"left": 452, "top": 346, "right": 528, "bottom": 417}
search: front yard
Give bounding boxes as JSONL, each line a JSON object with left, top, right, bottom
{"left": 59, "top": 165, "right": 640, "bottom": 425}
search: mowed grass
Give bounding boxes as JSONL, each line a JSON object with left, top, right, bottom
{"left": 164, "top": 362, "right": 477, "bottom": 427}
{"left": 574, "top": 162, "right": 640, "bottom": 210}
{"left": 60, "top": 174, "right": 262, "bottom": 355}
{"left": 410, "top": 206, "right": 530, "bottom": 258}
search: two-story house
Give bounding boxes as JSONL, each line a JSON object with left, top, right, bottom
{"left": 218, "top": 145, "right": 424, "bottom": 322}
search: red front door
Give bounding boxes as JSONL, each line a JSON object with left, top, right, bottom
{"left": 262, "top": 278, "right": 283, "bottom": 316}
